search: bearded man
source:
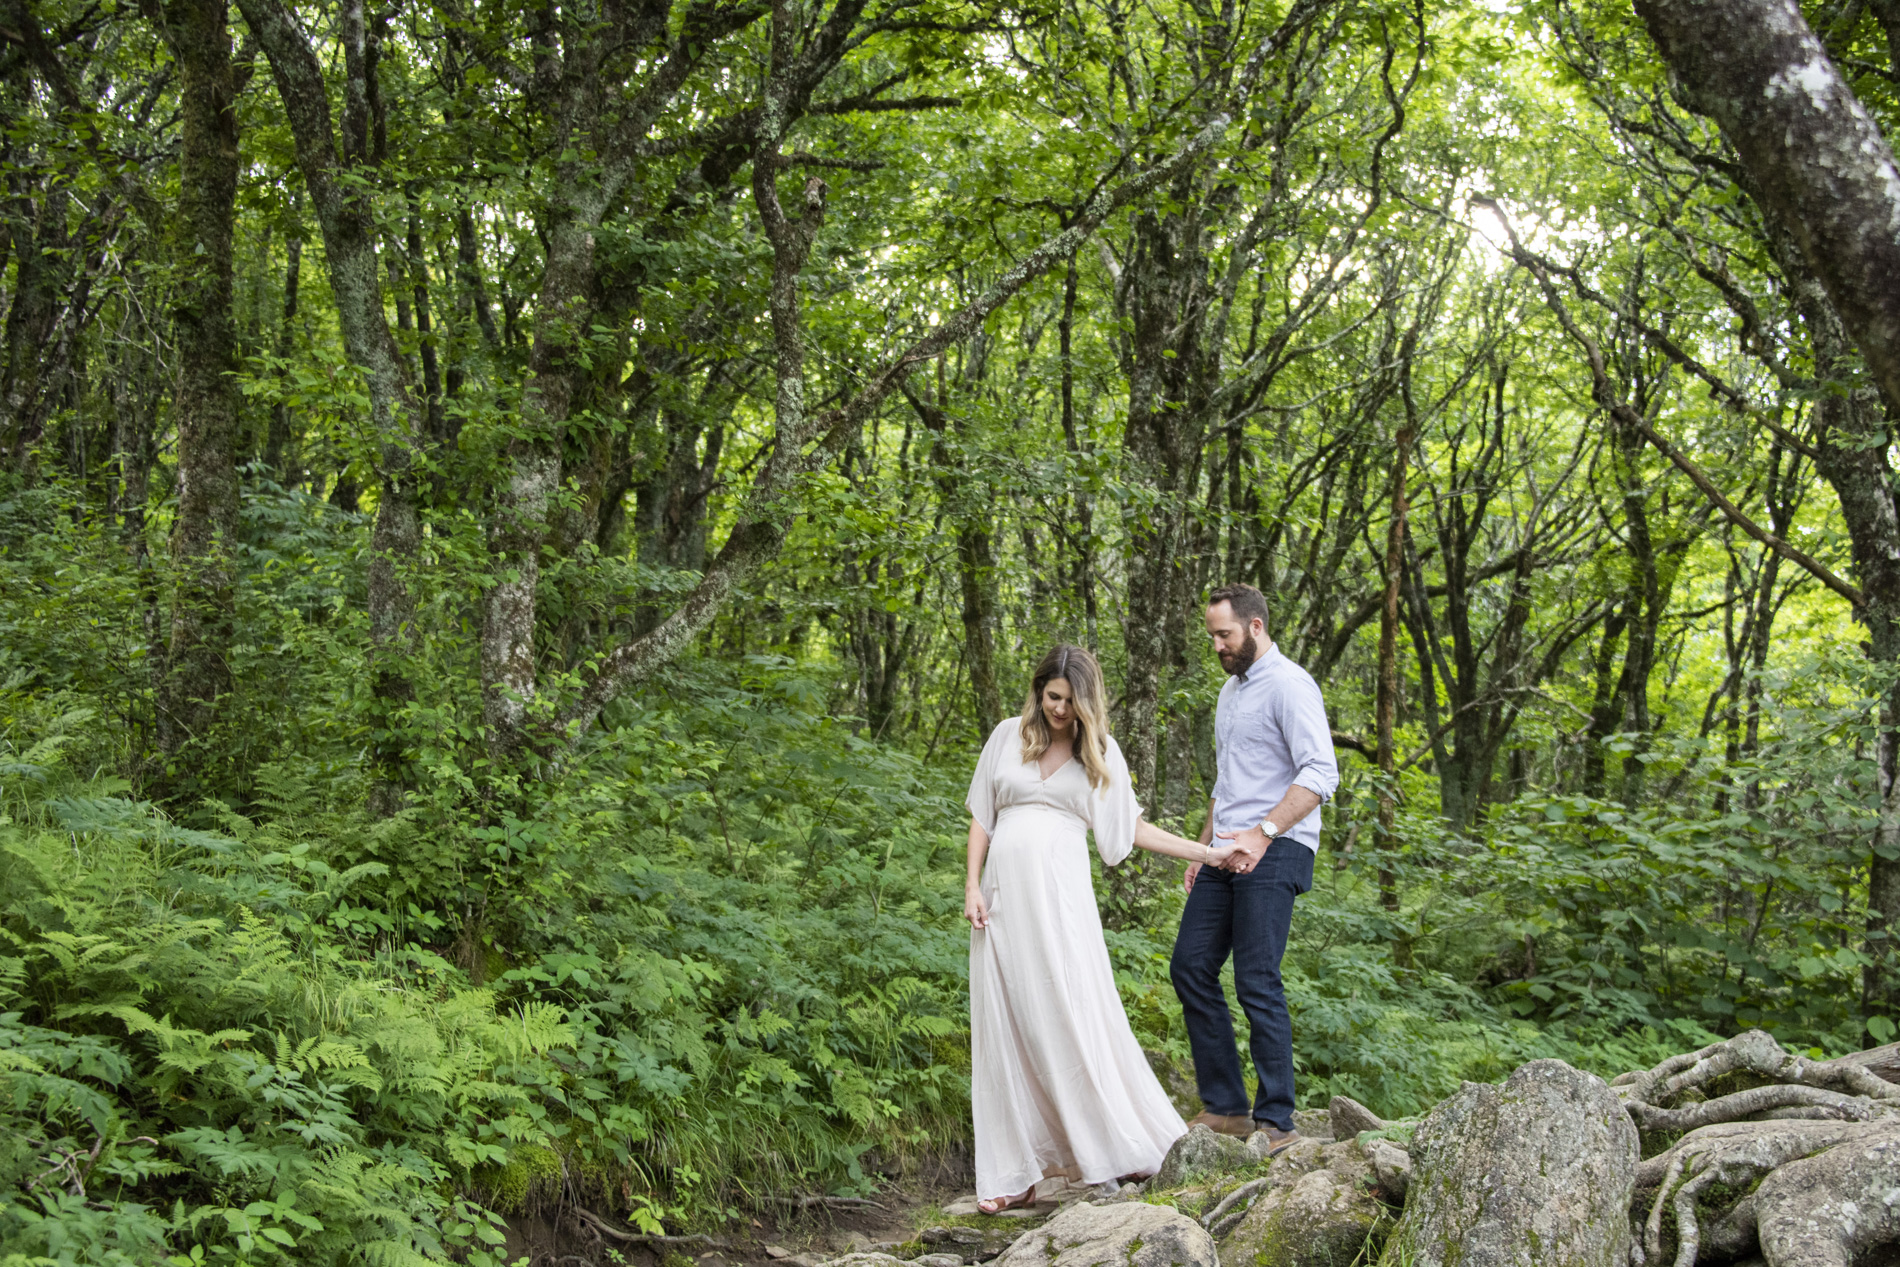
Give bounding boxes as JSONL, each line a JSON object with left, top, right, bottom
{"left": 1171, "top": 581, "right": 1339, "bottom": 1154}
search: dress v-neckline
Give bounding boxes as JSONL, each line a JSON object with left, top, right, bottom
{"left": 1036, "top": 753, "right": 1074, "bottom": 782}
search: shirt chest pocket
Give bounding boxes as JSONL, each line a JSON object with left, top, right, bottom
{"left": 1219, "top": 697, "right": 1268, "bottom": 749}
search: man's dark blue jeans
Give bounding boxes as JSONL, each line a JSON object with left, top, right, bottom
{"left": 1169, "top": 838, "right": 1314, "bottom": 1131}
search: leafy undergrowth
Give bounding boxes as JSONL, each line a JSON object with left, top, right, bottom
{"left": 0, "top": 671, "right": 972, "bottom": 1266}
{"left": 1, "top": 647, "right": 1880, "bottom": 1264}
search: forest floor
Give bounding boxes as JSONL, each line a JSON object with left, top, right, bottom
{"left": 499, "top": 1165, "right": 1075, "bottom": 1267}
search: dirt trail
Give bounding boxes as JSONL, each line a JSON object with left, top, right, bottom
{"left": 499, "top": 1170, "right": 1090, "bottom": 1267}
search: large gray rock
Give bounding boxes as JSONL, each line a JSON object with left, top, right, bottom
{"left": 992, "top": 1200, "right": 1217, "bottom": 1267}
{"left": 1377, "top": 1060, "right": 1638, "bottom": 1267}
{"left": 1216, "top": 1142, "right": 1388, "bottom": 1267}
{"left": 1360, "top": 1139, "right": 1411, "bottom": 1202}
{"left": 919, "top": 1225, "right": 1019, "bottom": 1264}
{"left": 1328, "top": 1096, "right": 1386, "bottom": 1141}
{"left": 1292, "top": 1109, "right": 1334, "bottom": 1141}
{"left": 1153, "top": 1124, "right": 1257, "bottom": 1189}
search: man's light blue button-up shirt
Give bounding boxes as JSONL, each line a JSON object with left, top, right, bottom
{"left": 1211, "top": 642, "right": 1339, "bottom": 853}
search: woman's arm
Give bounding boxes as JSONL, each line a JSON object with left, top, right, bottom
{"left": 964, "top": 817, "right": 992, "bottom": 929}
{"left": 1185, "top": 796, "right": 1216, "bottom": 894}
{"left": 1134, "top": 817, "right": 1238, "bottom": 866}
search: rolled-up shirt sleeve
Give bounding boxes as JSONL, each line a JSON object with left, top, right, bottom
{"left": 1276, "top": 673, "right": 1339, "bottom": 804}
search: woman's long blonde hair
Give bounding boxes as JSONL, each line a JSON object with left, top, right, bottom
{"left": 1019, "top": 643, "right": 1113, "bottom": 792}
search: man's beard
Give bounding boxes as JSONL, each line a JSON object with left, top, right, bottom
{"left": 1218, "top": 630, "right": 1259, "bottom": 677}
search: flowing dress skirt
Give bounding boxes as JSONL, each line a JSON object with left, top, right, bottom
{"left": 969, "top": 803, "right": 1188, "bottom": 1199}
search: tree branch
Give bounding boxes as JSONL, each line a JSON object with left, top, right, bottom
{"left": 1478, "top": 197, "right": 1866, "bottom": 612}
{"left": 555, "top": 109, "right": 1237, "bottom": 739}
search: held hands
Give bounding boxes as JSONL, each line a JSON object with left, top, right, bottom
{"left": 1213, "top": 824, "right": 1271, "bottom": 875}
{"left": 964, "top": 883, "right": 991, "bottom": 930}
{"left": 1183, "top": 837, "right": 1245, "bottom": 894}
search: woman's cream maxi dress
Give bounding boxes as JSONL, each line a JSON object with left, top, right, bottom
{"left": 966, "top": 717, "right": 1187, "bottom": 1200}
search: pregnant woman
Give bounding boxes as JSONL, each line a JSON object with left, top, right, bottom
{"left": 964, "top": 643, "right": 1238, "bottom": 1213}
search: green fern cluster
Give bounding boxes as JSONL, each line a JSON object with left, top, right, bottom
{"left": 0, "top": 662, "right": 975, "bottom": 1264}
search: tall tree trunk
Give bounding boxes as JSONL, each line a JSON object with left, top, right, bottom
{"left": 1611, "top": 406, "right": 1663, "bottom": 807}
{"left": 1110, "top": 200, "right": 1209, "bottom": 920}
{"left": 1580, "top": 606, "right": 1629, "bottom": 797}
{"left": 263, "top": 201, "right": 301, "bottom": 481}
{"left": 1057, "top": 252, "right": 1098, "bottom": 649}
{"left": 904, "top": 369, "right": 1002, "bottom": 734}
{"left": 1636, "top": 9, "right": 1900, "bottom": 1015}
{"left": 1635, "top": 0, "right": 1900, "bottom": 413}
{"left": 237, "top": 0, "right": 424, "bottom": 813}
{"left": 153, "top": 0, "right": 242, "bottom": 761}
{"left": 1777, "top": 251, "right": 1900, "bottom": 1022}
{"left": 0, "top": 182, "right": 69, "bottom": 471}
{"left": 1375, "top": 389, "right": 1415, "bottom": 913}
{"left": 404, "top": 198, "right": 444, "bottom": 446}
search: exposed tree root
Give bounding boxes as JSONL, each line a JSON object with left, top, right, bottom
{"left": 1627, "top": 1084, "right": 1887, "bottom": 1134}
{"left": 1248, "top": 1031, "right": 1900, "bottom": 1265}
{"left": 1637, "top": 1121, "right": 1855, "bottom": 1263}
{"left": 1701, "top": 1192, "right": 1758, "bottom": 1263}
{"left": 1754, "top": 1119, "right": 1900, "bottom": 1266}
{"left": 1634, "top": 1121, "right": 1861, "bottom": 1193}
{"left": 1201, "top": 1177, "right": 1271, "bottom": 1238}
{"left": 1614, "top": 1030, "right": 1900, "bottom": 1113}
{"left": 764, "top": 1195, "right": 886, "bottom": 1212}
{"left": 573, "top": 1207, "right": 732, "bottom": 1247}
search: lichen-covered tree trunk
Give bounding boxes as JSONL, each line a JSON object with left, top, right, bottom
{"left": 1633, "top": 0, "right": 1900, "bottom": 414}
{"left": 262, "top": 217, "right": 301, "bottom": 481}
{"left": 1374, "top": 385, "right": 1414, "bottom": 911}
{"left": 1732, "top": 189, "right": 1900, "bottom": 1020}
{"left": 1108, "top": 189, "right": 1216, "bottom": 919}
{"left": 905, "top": 368, "right": 1004, "bottom": 736}
{"left": 1786, "top": 281, "right": 1900, "bottom": 1021}
{"left": 153, "top": 0, "right": 242, "bottom": 760}
{"left": 236, "top": 0, "right": 427, "bottom": 812}
{"left": 0, "top": 181, "right": 71, "bottom": 472}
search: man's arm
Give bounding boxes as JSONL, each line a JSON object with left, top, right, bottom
{"left": 1217, "top": 785, "right": 1321, "bottom": 874}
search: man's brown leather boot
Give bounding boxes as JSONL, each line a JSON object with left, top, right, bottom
{"left": 1255, "top": 1126, "right": 1301, "bottom": 1156}
{"left": 1185, "top": 1111, "right": 1253, "bottom": 1138}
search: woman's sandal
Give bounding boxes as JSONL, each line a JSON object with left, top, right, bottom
{"left": 977, "top": 1188, "right": 1036, "bottom": 1215}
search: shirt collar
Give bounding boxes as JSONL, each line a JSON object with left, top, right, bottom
{"left": 1237, "top": 641, "right": 1281, "bottom": 683}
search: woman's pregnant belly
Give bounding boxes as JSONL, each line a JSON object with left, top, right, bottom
{"left": 983, "top": 804, "right": 1093, "bottom": 918}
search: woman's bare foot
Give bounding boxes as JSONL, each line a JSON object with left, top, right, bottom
{"left": 977, "top": 1187, "right": 1035, "bottom": 1215}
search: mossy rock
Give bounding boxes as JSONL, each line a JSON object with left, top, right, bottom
{"left": 1153, "top": 1126, "right": 1256, "bottom": 1190}
{"left": 992, "top": 1200, "right": 1217, "bottom": 1267}
{"left": 1218, "top": 1146, "right": 1387, "bottom": 1267}
{"left": 470, "top": 1141, "right": 564, "bottom": 1213}
{"left": 1377, "top": 1060, "right": 1638, "bottom": 1267}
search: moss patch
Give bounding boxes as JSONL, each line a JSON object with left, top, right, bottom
{"left": 471, "top": 1141, "right": 563, "bottom": 1214}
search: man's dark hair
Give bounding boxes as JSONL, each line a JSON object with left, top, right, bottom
{"left": 1207, "top": 582, "right": 1270, "bottom": 635}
